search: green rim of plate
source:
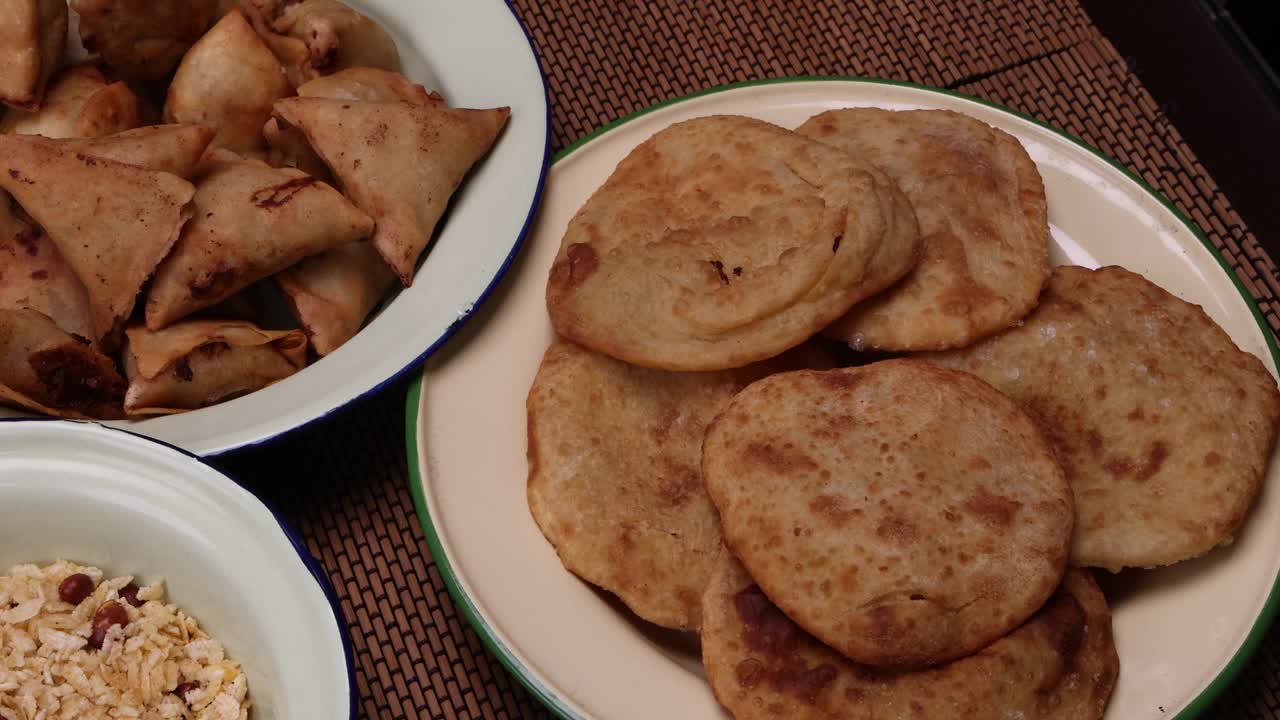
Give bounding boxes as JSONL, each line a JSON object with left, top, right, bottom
{"left": 405, "top": 75, "right": 1280, "bottom": 720}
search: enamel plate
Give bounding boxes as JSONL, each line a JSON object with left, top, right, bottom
{"left": 407, "top": 78, "right": 1280, "bottom": 719}
{"left": 0, "top": 0, "right": 549, "bottom": 455}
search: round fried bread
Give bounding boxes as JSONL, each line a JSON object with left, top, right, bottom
{"left": 922, "top": 264, "right": 1280, "bottom": 570}
{"left": 526, "top": 337, "right": 832, "bottom": 631}
{"left": 797, "top": 108, "right": 1050, "bottom": 351}
{"left": 545, "top": 114, "right": 922, "bottom": 372}
{"left": 702, "top": 552, "right": 1118, "bottom": 720}
{"left": 702, "top": 360, "right": 1072, "bottom": 667}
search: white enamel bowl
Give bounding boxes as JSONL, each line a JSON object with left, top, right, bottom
{"left": 0, "top": 0, "right": 550, "bottom": 455}
{"left": 0, "top": 420, "right": 355, "bottom": 719}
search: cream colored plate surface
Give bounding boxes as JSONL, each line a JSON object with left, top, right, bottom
{"left": 410, "top": 79, "right": 1280, "bottom": 720}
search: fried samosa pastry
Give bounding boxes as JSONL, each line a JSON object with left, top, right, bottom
{"left": 146, "top": 152, "right": 374, "bottom": 329}
{"left": 275, "top": 242, "right": 394, "bottom": 355}
{"left": 0, "top": 0, "right": 67, "bottom": 111}
{"left": 0, "top": 308, "right": 126, "bottom": 419}
{"left": 122, "top": 320, "right": 306, "bottom": 415}
{"left": 0, "top": 196, "right": 94, "bottom": 340}
{"left": 266, "top": 68, "right": 436, "bottom": 353}
{"left": 244, "top": 0, "right": 399, "bottom": 88}
{"left": 0, "top": 134, "right": 196, "bottom": 343}
{"left": 274, "top": 97, "right": 509, "bottom": 284}
{"left": 71, "top": 0, "right": 219, "bottom": 81}
{"left": 263, "top": 67, "right": 438, "bottom": 177}
{"left": 0, "top": 65, "right": 141, "bottom": 139}
{"left": 56, "top": 124, "right": 217, "bottom": 178}
{"left": 164, "top": 10, "right": 290, "bottom": 154}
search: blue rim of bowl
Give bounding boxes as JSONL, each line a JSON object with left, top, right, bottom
{"left": 0, "top": 416, "right": 358, "bottom": 720}
{"left": 205, "top": 0, "right": 552, "bottom": 457}
{"left": 402, "top": 75, "right": 1280, "bottom": 720}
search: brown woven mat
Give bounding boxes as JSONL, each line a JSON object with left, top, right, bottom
{"left": 215, "top": 1, "right": 1280, "bottom": 718}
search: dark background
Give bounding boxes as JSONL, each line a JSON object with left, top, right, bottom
{"left": 1081, "top": 0, "right": 1279, "bottom": 256}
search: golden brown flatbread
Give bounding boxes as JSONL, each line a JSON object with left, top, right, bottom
{"left": 0, "top": 134, "right": 195, "bottom": 344}
{"left": 122, "top": 320, "right": 307, "bottom": 415}
{"left": 0, "top": 196, "right": 94, "bottom": 341}
{"left": 545, "top": 115, "right": 922, "bottom": 372}
{"left": 146, "top": 152, "right": 374, "bottom": 329}
{"left": 163, "top": 10, "right": 291, "bottom": 154}
{"left": 244, "top": 0, "right": 399, "bottom": 88}
{"left": 0, "top": 308, "right": 125, "bottom": 419}
{"left": 0, "top": 0, "right": 67, "bottom": 111}
{"left": 701, "top": 553, "right": 1117, "bottom": 720}
{"left": 527, "top": 338, "right": 833, "bottom": 631}
{"left": 71, "top": 0, "right": 219, "bottom": 81}
{"left": 273, "top": 96, "right": 509, "bottom": 285}
{"left": 702, "top": 360, "right": 1072, "bottom": 667}
{"left": 1, "top": 64, "right": 141, "bottom": 139}
{"left": 797, "top": 108, "right": 1049, "bottom": 352}
{"left": 921, "top": 265, "right": 1280, "bottom": 570}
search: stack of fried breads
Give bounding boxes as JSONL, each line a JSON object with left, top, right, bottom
{"left": 1, "top": 0, "right": 508, "bottom": 418}
{"left": 526, "top": 110, "right": 1280, "bottom": 718}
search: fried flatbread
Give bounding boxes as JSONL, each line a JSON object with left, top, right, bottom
{"left": 527, "top": 338, "right": 833, "bottom": 632}
{"left": 797, "top": 108, "right": 1049, "bottom": 352}
{"left": 702, "top": 360, "right": 1072, "bottom": 667}
{"left": 701, "top": 553, "right": 1117, "bottom": 720}
{"left": 546, "top": 115, "right": 922, "bottom": 372}
{"left": 921, "top": 264, "right": 1280, "bottom": 570}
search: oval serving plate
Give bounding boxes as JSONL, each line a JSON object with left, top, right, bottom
{"left": 0, "top": 0, "right": 550, "bottom": 456}
{"left": 0, "top": 419, "right": 355, "bottom": 719}
{"left": 407, "top": 78, "right": 1280, "bottom": 720}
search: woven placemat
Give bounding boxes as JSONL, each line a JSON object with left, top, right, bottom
{"left": 214, "top": 1, "right": 1279, "bottom": 718}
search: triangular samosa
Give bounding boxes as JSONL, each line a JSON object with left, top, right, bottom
{"left": 0, "top": 134, "right": 196, "bottom": 343}
{"left": 56, "top": 124, "right": 217, "bottom": 178}
{"left": 122, "top": 320, "right": 306, "bottom": 415}
{"left": 273, "top": 96, "right": 509, "bottom": 284}
{"left": 71, "top": 0, "right": 219, "bottom": 81}
{"left": 0, "top": 195, "right": 94, "bottom": 341}
{"left": 0, "top": 308, "right": 126, "bottom": 419}
{"left": 0, "top": 64, "right": 141, "bottom": 139}
{"left": 163, "top": 10, "right": 290, "bottom": 154}
{"left": 276, "top": 241, "right": 394, "bottom": 356}
{"left": 0, "top": 0, "right": 67, "bottom": 111}
{"left": 145, "top": 152, "right": 373, "bottom": 329}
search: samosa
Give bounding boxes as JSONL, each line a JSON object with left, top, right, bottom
{"left": 0, "top": 195, "right": 94, "bottom": 341}
{"left": 0, "top": 65, "right": 141, "bottom": 138}
{"left": 273, "top": 96, "right": 509, "bottom": 284}
{"left": 0, "top": 0, "right": 67, "bottom": 111}
{"left": 71, "top": 0, "right": 220, "bottom": 81}
{"left": 0, "top": 134, "right": 196, "bottom": 344}
{"left": 122, "top": 320, "right": 306, "bottom": 415}
{"left": 244, "top": 0, "right": 399, "bottom": 88}
{"left": 0, "top": 308, "right": 126, "bottom": 419}
{"left": 164, "top": 10, "right": 290, "bottom": 154}
{"left": 146, "top": 151, "right": 373, "bottom": 329}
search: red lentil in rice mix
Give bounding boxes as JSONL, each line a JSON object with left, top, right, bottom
{"left": 0, "top": 561, "right": 249, "bottom": 720}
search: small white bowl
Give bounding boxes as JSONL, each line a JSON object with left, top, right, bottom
{"left": 0, "top": 420, "right": 354, "bottom": 720}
